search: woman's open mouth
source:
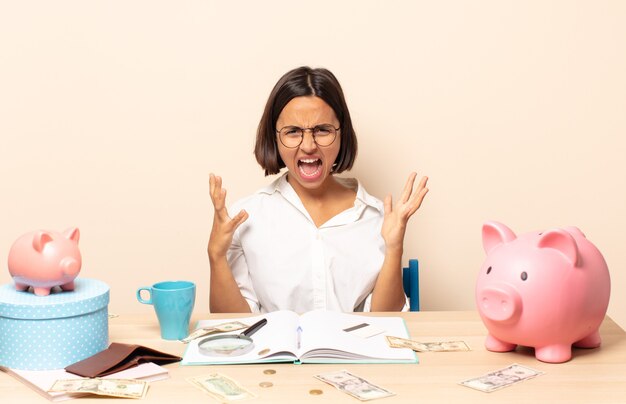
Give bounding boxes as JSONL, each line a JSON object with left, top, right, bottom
{"left": 297, "top": 158, "right": 323, "bottom": 179}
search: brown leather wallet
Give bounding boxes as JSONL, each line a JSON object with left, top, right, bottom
{"left": 65, "top": 343, "right": 182, "bottom": 377}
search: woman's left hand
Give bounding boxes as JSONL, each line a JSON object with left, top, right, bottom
{"left": 381, "top": 172, "right": 429, "bottom": 251}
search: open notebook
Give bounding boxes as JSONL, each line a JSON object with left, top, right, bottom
{"left": 182, "top": 310, "right": 417, "bottom": 365}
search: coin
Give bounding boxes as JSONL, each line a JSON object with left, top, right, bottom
{"left": 259, "top": 381, "right": 273, "bottom": 388}
{"left": 258, "top": 348, "right": 270, "bottom": 356}
{"left": 263, "top": 369, "right": 276, "bottom": 375}
{"left": 309, "top": 389, "right": 323, "bottom": 395}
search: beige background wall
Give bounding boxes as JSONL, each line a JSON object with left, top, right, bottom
{"left": 1, "top": 1, "right": 624, "bottom": 328}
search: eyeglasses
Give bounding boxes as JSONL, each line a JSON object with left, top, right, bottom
{"left": 276, "top": 124, "right": 340, "bottom": 148}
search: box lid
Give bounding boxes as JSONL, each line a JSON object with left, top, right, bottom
{"left": 0, "top": 278, "right": 109, "bottom": 320}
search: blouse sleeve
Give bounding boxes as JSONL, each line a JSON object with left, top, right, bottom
{"left": 227, "top": 227, "right": 261, "bottom": 313}
{"left": 360, "top": 293, "right": 410, "bottom": 312}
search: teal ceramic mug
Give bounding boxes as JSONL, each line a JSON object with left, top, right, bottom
{"left": 136, "top": 280, "right": 196, "bottom": 340}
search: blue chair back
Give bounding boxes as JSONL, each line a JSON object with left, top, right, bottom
{"left": 402, "top": 258, "right": 420, "bottom": 311}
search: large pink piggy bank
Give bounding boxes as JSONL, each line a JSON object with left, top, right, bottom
{"left": 7, "top": 228, "right": 82, "bottom": 296}
{"left": 476, "top": 221, "right": 610, "bottom": 363}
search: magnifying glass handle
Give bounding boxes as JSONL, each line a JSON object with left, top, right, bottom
{"left": 242, "top": 318, "right": 268, "bottom": 337}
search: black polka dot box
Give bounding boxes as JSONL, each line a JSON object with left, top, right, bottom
{"left": 0, "top": 278, "right": 109, "bottom": 370}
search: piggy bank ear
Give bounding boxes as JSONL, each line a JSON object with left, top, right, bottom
{"left": 63, "top": 227, "right": 80, "bottom": 243}
{"left": 537, "top": 229, "right": 580, "bottom": 267}
{"left": 563, "top": 226, "right": 586, "bottom": 239}
{"left": 32, "top": 231, "right": 54, "bottom": 253}
{"left": 482, "top": 221, "right": 517, "bottom": 254}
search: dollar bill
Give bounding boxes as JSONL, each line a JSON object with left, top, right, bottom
{"left": 181, "top": 321, "right": 249, "bottom": 343}
{"left": 459, "top": 364, "right": 544, "bottom": 393}
{"left": 188, "top": 373, "right": 256, "bottom": 401}
{"left": 315, "top": 370, "right": 395, "bottom": 401}
{"left": 49, "top": 378, "right": 148, "bottom": 399}
{"left": 386, "top": 335, "right": 470, "bottom": 352}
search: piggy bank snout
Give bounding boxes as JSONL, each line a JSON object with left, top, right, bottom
{"left": 478, "top": 284, "right": 522, "bottom": 323}
{"left": 60, "top": 257, "right": 81, "bottom": 276}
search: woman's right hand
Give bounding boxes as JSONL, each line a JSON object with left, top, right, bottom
{"left": 208, "top": 174, "right": 249, "bottom": 259}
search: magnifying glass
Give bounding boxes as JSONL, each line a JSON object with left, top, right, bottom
{"left": 198, "top": 318, "right": 268, "bottom": 357}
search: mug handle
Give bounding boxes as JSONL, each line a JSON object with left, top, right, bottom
{"left": 136, "top": 287, "right": 153, "bottom": 305}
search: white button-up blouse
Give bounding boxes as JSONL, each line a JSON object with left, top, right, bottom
{"left": 227, "top": 173, "right": 386, "bottom": 313}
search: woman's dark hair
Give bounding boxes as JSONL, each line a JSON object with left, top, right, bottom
{"left": 255, "top": 66, "right": 358, "bottom": 176}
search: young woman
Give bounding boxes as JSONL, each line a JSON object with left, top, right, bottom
{"left": 208, "top": 66, "right": 428, "bottom": 313}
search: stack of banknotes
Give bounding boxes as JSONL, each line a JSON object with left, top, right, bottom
{"left": 49, "top": 378, "right": 148, "bottom": 399}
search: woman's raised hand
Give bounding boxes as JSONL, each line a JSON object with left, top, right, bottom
{"left": 208, "top": 174, "right": 249, "bottom": 259}
{"left": 381, "top": 172, "right": 429, "bottom": 251}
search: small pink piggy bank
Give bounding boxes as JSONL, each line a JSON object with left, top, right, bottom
{"left": 7, "top": 228, "right": 82, "bottom": 296}
{"left": 476, "top": 221, "right": 610, "bottom": 363}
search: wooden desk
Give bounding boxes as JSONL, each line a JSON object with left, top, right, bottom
{"left": 1, "top": 311, "right": 625, "bottom": 403}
